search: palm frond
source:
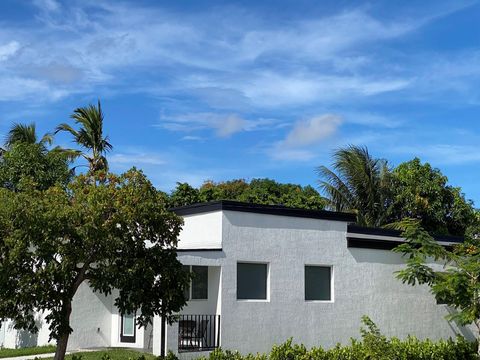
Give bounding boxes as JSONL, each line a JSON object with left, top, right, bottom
{"left": 5, "top": 123, "right": 37, "bottom": 148}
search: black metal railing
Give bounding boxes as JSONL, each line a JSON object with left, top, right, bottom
{"left": 178, "top": 314, "right": 220, "bottom": 352}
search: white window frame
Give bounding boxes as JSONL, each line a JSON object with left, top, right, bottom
{"left": 236, "top": 261, "right": 270, "bottom": 302}
{"left": 120, "top": 313, "right": 136, "bottom": 343}
{"left": 304, "top": 264, "right": 334, "bottom": 303}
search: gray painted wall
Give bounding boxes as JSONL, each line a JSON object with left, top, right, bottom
{"left": 170, "top": 209, "right": 475, "bottom": 356}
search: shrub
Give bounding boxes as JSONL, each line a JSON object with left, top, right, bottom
{"left": 199, "top": 316, "right": 477, "bottom": 360}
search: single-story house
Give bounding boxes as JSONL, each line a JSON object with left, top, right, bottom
{"left": 0, "top": 201, "right": 473, "bottom": 358}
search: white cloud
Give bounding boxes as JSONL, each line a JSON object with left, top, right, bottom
{"left": 0, "top": 41, "right": 20, "bottom": 61}
{"left": 0, "top": 2, "right": 434, "bottom": 106}
{"left": 32, "top": 0, "right": 60, "bottom": 12}
{"left": 390, "top": 144, "right": 480, "bottom": 165}
{"left": 284, "top": 114, "right": 342, "bottom": 148}
{"left": 0, "top": 1, "right": 475, "bottom": 113}
{"left": 157, "top": 112, "right": 278, "bottom": 138}
{"left": 109, "top": 152, "right": 166, "bottom": 166}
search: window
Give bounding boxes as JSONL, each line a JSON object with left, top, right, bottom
{"left": 305, "top": 265, "right": 332, "bottom": 301}
{"left": 237, "top": 262, "right": 268, "bottom": 300}
{"left": 183, "top": 265, "right": 208, "bottom": 300}
{"left": 120, "top": 313, "right": 136, "bottom": 343}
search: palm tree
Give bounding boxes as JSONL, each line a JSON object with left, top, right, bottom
{"left": 317, "top": 145, "right": 393, "bottom": 227}
{"left": 55, "top": 101, "right": 112, "bottom": 174}
{"left": 4, "top": 123, "right": 53, "bottom": 149}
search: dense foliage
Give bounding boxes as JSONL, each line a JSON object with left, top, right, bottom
{"left": 395, "top": 222, "right": 480, "bottom": 355}
{"left": 0, "top": 143, "right": 71, "bottom": 191}
{"left": 0, "top": 104, "right": 190, "bottom": 360}
{"left": 195, "top": 317, "right": 476, "bottom": 360}
{"left": 168, "top": 178, "right": 326, "bottom": 210}
{"left": 318, "top": 146, "right": 476, "bottom": 235}
{"left": 0, "top": 169, "right": 190, "bottom": 360}
{"left": 392, "top": 158, "right": 476, "bottom": 236}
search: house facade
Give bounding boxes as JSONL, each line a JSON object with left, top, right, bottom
{"left": 0, "top": 201, "right": 473, "bottom": 357}
{"left": 152, "top": 201, "right": 472, "bottom": 358}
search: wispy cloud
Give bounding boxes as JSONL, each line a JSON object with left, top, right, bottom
{"left": 157, "top": 112, "right": 279, "bottom": 138}
{"left": 283, "top": 114, "right": 343, "bottom": 148}
{"left": 109, "top": 151, "right": 166, "bottom": 167}
{"left": 0, "top": 1, "right": 457, "bottom": 108}
{"left": 390, "top": 144, "right": 480, "bottom": 165}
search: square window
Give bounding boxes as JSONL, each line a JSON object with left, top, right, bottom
{"left": 237, "top": 263, "right": 268, "bottom": 300}
{"left": 191, "top": 266, "right": 208, "bottom": 300}
{"left": 305, "top": 266, "right": 332, "bottom": 301}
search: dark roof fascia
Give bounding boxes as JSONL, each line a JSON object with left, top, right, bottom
{"left": 347, "top": 224, "right": 463, "bottom": 244}
{"left": 176, "top": 248, "right": 223, "bottom": 252}
{"left": 347, "top": 237, "right": 404, "bottom": 250}
{"left": 170, "top": 200, "right": 356, "bottom": 222}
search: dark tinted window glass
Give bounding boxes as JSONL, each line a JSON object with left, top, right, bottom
{"left": 183, "top": 265, "right": 190, "bottom": 300}
{"left": 305, "top": 266, "right": 331, "bottom": 301}
{"left": 192, "top": 266, "right": 208, "bottom": 299}
{"left": 237, "top": 263, "right": 267, "bottom": 300}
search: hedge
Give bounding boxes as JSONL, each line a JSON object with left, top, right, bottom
{"left": 198, "top": 316, "right": 477, "bottom": 360}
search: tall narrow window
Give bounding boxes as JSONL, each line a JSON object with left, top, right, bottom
{"left": 183, "top": 265, "right": 209, "bottom": 300}
{"left": 183, "top": 265, "right": 191, "bottom": 301}
{"left": 192, "top": 266, "right": 208, "bottom": 300}
{"left": 120, "top": 313, "right": 136, "bottom": 343}
{"left": 305, "top": 265, "right": 332, "bottom": 301}
{"left": 237, "top": 262, "right": 268, "bottom": 300}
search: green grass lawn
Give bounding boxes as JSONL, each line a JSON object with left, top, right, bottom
{"left": 60, "top": 349, "right": 157, "bottom": 360}
{"left": 0, "top": 345, "right": 56, "bottom": 358}
{"left": 0, "top": 347, "right": 157, "bottom": 360}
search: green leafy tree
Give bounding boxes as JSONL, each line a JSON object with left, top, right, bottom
{"left": 0, "top": 169, "right": 189, "bottom": 360}
{"left": 4, "top": 122, "right": 53, "bottom": 149}
{"left": 317, "top": 145, "right": 393, "bottom": 226}
{"left": 56, "top": 101, "right": 112, "bottom": 174}
{"left": 391, "top": 158, "right": 475, "bottom": 236}
{"left": 0, "top": 142, "right": 71, "bottom": 191}
{"left": 394, "top": 223, "right": 480, "bottom": 355}
{"left": 169, "top": 182, "right": 203, "bottom": 207}
{"left": 168, "top": 178, "right": 326, "bottom": 210}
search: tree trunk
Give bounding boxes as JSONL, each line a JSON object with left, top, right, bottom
{"left": 475, "top": 319, "right": 480, "bottom": 358}
{"left": 54, "top": 300, "right": 73, "bottom": 360}
{"left": 54, "top": 332, "right": 70, "bottom": 360}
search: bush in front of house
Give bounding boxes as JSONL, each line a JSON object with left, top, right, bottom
{"left": 200, "top": 316, "right": 477, "bottom": 360}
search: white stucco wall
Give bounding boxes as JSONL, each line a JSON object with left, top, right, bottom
{"left": 66, "top": 283, "right": 113, "bottom": 350}
{"left": 162, "top": 209, "right": 475, "bottom": 357}
{"left": 177, "top": 212, "right": 223, "bottom": 250}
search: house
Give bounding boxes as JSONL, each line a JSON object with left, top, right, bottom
{"left": 0, "top": 200, "right": 473, "bottom": 357}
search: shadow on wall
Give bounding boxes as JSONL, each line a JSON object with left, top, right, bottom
{"left": 224, "top": 211, "right": 347, "bottom": 232}
{"left": 445, "top": 307, "right": 476, "bottom": 342}
{"left": 16, "top": 316, "right": 43, "bottom": 348}
{"left": 348, "top": 247, "right": 406, "bottom": 265}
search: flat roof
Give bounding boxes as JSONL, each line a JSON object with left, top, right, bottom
{"left": 347, "top": 224, "right": 463, "bottom": 250}
{"left": 170, "top": 200, "right": 357, "bottom": 222}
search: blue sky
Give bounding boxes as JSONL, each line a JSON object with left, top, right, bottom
{"left": 0, "top": 0, "right": 480, "bottom": 204}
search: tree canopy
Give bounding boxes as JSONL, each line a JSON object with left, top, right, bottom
{"left": 318, "top": 146, "right": 476, "bottom": 236}
{"left": 0, "top": 103, "right": 189, "bottom": 360}
{"left": 392, "top": 158, "right": 476, "bottom": 235}
{"left": 0, "top": 142, "right": 71, "bottom": 191}
{"left": 0, "top": 169, "right": 189, "bottom": 360}
{"left": 168, "top": 178, "right": 327, "bottom": 210}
